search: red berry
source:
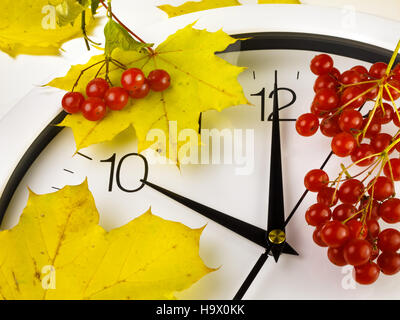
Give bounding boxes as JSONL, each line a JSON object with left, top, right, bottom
{"left": 327, "top": 247, "right": 347, "bottom": 266}
{"left": 104, "top": 87, "right": 129, "bottom": 111}
{"left": 346, "top": 220, "right": 367, "bottom": 240}
{"left": 320, "top": 116, "right": 341, "bottom": 137}
{"left": 86, "top": 78, "right": 110, "bottom": 98}
{"left": 148, "top": 69, "right": 171, "bottom": 92}
{"left": 121, "top": 68, "right": 146, "bottom": 91}
{"left": 340, "top": 86, "right": 366, "bottom": 109}
{"left": 377, "top": 252, "right": 400, "bottom": 275}
{"left": 351, "top": 65, "right": 369, "bottom": 81}
{"left": 321, "top": 220, "right": 350, "bottom": 248}
{"left": 129, "top": 80, "right": 150, "bottom": 99}
{"left": 305, "top": 203, "right": 332, "bottom": 226}
{"left": 369, "top": 62, "right": 388, "bottom": 79}
{"left": 354, "top": 262, "right": 380, "bottom": 285}
{"left": 310, "top": 102, "right": 330, "bottom": 118}
{"left": 81, "top": 97, "right": 107, "bottom": 121}
{"left": 360, "top": 82, "right": 380, "bottom": 100}
{"left": 310, "top": 54, "right": 334, "bottom": 75}
{"left": 339, "top": 70, "right": 362, "bottom": 85}
{"left": 338, "top": 179, "right": 364, "bottom": 204}
{"left": 343, "top": 239, "right": 372, "bottom": 266}
{"left": 331, "top": 132, "right": 356, "bottom": 157}
{"left": 304, "top": 169, "right": 329, "bottom": 192}
{"left": 351, "top": 144, "right": 376, "bottom": 167}
{"left": 368, "top": 176, "right": 394, "bottom": 201}
{"left": 359, "top": 197, "right": 381, "bottom": 220}
{"left": 61, "top": 92, "right": 84, "bottom": 114}
{"left": 366, "top": 219, "right": 380, "bottom": 238}
{"left": 314, "top": 88, "right": 339, "bottom": 111}
{"left": 370, "top": 133, "right": 393, "bottom": 153}
{"left": 383, "top": 159, "right": 400, "bottom": 181}
{"left": 338, "top": 109, "right": 363, "bottom": 133}
{"left": 317, "top": 187, "right": 339, "bottom": 207}
{"left": 374, "top": 103, "right": 394, "bottom": 124}
{"left": 383, "top": 79, "right": 400, "bottom": 101}
{"left": 332, "top": 204, "right": 357, "bottom": 221}
{"left": 295, "top": 113, "right": 319, "bottom": 137}
{"left": 329, "top": 68, "right": 341, "bottom": 79}
{"left": 379, "top": 198, "right": 400, "bottom": 224}
{"left": 362, "top": 118, "right": 381, "bottom": 139}
{"left": 313, "top": 225, "right": 328, "bottom": 247}
{"left": 313, "top": 74, "right": 339, "bottom": 92}
{"left": 378, "top": 228, "right": 400, "bottom": 252}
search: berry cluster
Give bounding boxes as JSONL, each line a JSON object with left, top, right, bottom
{"left": 61, "top": 68, "right": 171, "bottom": 121}
{"left": 298, "top": 53, "right": 400, "bottom": 285}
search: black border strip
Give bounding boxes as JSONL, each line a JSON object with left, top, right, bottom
{"left": 0, "top": 32, "right": 398, "bottom": 225}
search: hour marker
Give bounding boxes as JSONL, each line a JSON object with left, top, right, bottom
{"left": 77, "top": 152, "right": 93, "bottom": 160}
{"left": 253, "top": 71, "right": 256, "bottom": 79}
{"left": 51, "top": 187, "right": 60, "bottom": 191}
{"left": 297, "top": 71, "right": 300, "bottom": 79}
{"left": 63, "top": 169, "right": 74, "bottom": 174}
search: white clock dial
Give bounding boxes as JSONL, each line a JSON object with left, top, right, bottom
{"left": 1, "top": 6, "right": 400, "bottom": 299}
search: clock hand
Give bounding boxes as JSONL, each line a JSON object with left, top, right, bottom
{"left": 141, "top": 180, "right": 270, "bottom": 249}
{"left": 267, "top": 70, "right": 298, "bottom": 262}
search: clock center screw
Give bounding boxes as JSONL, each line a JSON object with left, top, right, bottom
{"left": 268, "top": 229, "right": 286, "bottom": 244}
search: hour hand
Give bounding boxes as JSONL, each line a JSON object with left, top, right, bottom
{"left": 141, "top": 180, "right": 270, "bottom": 249}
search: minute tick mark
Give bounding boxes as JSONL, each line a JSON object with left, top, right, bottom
{"left": 76, "top": 152, "right": 93, "bottom": 161}
{"left": 63, "top": 169, "right": 74, "bottom": 174}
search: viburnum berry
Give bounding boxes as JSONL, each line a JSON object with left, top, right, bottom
{"left": 61, "top": 92, "right": 84, "bottom": 114}
{"left": 329, "top": 67, "right": 341, "bottom": 79}
{"left": 370, "top": 133, "right": 394, "bottom": 153}
{"left": 340, "top": 86, "right": 366, "bottom": 109}
{"left": 361, "top": 82, "right": 380, "bottom": 100}
{"left": 313, "top": 225, "right": 328, "bottom": 247}
{"left": 304, "top": 169, "right": 329, "bottom": 192}
{"left": 314, "top": 88, "right": 339, "bottom": 111}
{"left": 339, "top": 70, "right": 362, "bottom": 85}
{"left": 310, "top": 54, "right": 334, "bottom": 76}
{"left": 147, "top": 69, "right": 171, "bottom": 92}
{"left": 338, "top": 109, "right": 363, "bottom": 133}
{"left": 346, "top": 220, "right": 367, "bottom": 240}
{"left": 379, "top": 198, "right": 400, "bottom": 224}
{"left": 377, "top": 252, "right": 400, "bottom": 275}
{"left": 332, "top": 204, "right": 357, "bottom": 221}
{"left": 383, "top": 79, "right": 400, "bottom": 101}
{"left": 366, "top": 219, "right": 380, "bottom": 238}
{"left": 354, "top": 262, "right": 380, "bottom": 285}
{"left": 305, "top": 203, "right": 332, "bottom": 226}
{"left": 359, "top": 197, "right": 380, "bottom": 220}
{"left": 343, "top": 239, "right": 372, "bottom": 266}
{"left": 338, "top": 179, "right": 364, "bottom": 204}
{"left": 320, "top": 116, "right": 341, "bottom": 137}
{"left": 320, "top": 220, "right": 350, "bottom": 248}
{"left": 327, "top": 247, "right": 347, "bottom": 266}
{"left": 104, "top": 87, "right": 129, "bottom": 110}
{"left": 295, "top": 113, "right": 319, "bottom": 137}
{"left": 351, "top": 144, "right": 376, "bottom": 167}
{"left": 377, "top": 228, "right": 400, "bottom": 252}
{"left": 351, "top": 65, "right": 369, "bottom": 81}
{"left": 331, "top": 132, "right": 357, "bottom": 157}
{"left": 86, "top": 78, "right": 110, "bottom": 98}
{"left": 383, "top": 159, "right": 400, "bottom": 181}
{"left": 317, "top": 186, "right": 339, "bottom": 207}
{"left": 129, "top": 80, "right": 150, "bottom": 99}
{"left": 313, "top": 74, "right": 339, "bottom": 92}
{"left": 121, "top": 68, "right": 146, "bottom": 91}
{"left": 310, "top": 102, "right": 330, "bottom": 118}
{"left": 368, "top": 176, "right": 394, "bottom": 201}
{"left": 374, "top": 103, "right": 394, "bottom": 124}
{"left": 362, "top": 118, "right": 381, "bottom": 139}
{"left": 369, "top": 62, "right": 388, "bottom": 79}
{"left": 81, "top": 97, "right": 107, "bottom": 121}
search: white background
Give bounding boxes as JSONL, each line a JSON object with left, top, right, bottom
{"left": 0, "top": 0, "right": 399, "bottom": 120}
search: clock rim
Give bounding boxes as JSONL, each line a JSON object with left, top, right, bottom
{"left": 0, "top": 31, "right": 398, "bottom": 224}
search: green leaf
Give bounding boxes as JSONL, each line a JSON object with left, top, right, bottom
{"left": 91, "top": 0, "right": 100, "bottom": 14}
{"left": 56, "top": 0, "right": 86, "bottom": 27}
{"left": 104, "top": 19, "right": 152, "bottom": 56}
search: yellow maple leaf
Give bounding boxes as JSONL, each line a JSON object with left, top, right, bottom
{"left": 158, "top": 0, "right": 241, "bottom": 18}
{"left": 48, "top": 23, "right": 248, "bottom": 163}
{"left": 0, "top": 0, "right": 94, "bottom": 57}
{"left": 0, "top": 181, "right": 212, "bottom": 299}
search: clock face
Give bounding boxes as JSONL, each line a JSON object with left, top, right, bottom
{"left": 1, "top": 6, "right": 400, "bottom": 300}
